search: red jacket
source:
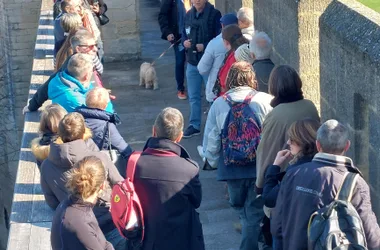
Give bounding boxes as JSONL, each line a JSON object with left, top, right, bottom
{"left": 217, "top": 52, "right": 236, "bottom": 97}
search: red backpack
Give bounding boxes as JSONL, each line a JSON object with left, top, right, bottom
{"left": 111, "top": 152, "right": 144, "bottom": 246}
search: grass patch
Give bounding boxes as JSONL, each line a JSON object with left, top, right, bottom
{"left": 358, "top": 0, "right": 380, "bottom": 12}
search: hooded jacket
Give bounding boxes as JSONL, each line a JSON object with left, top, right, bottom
{"left": 51, "top": 196, "right": 114, "bottom": 250}
{"left": 202, "top": 86, "right": 273, "bottom": 181}
{"left": 271, "top": 153, "right": 380, "bottom": 250}
{"left": 31, "top": 127, "right": 92, "bottom": 168}
{"left": 134, "top": 137, "right": 204, "bottom": 250}
{"left": 75, "top": 106, "right": 133, "bottom": 159}
{"left": 48, "top": 70, "right": 113, "bottom": 113}
{"left": 197, "top": 33, "right": 227, "bottom": 102}
{"left": 40, "top": 139, "right": 123, "bottom": 234}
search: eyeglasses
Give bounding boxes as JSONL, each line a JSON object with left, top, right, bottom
{"left": 79, "top": 44, "right": 97, "bottom": 50}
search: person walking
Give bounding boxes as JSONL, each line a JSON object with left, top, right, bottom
{"left": 182, "top": 0, "right": 221, "bottom": 138}
{"left": 202, "top": 62, "right": 272, "bottom": 250}
{"left": 51, "top": 156, "right": 114, "bottom": 250}
{"left": 255, "top": 65, "right": 320, "bottom": 196}
{"left": 134, "top": 107, "right": 204, "bottom": 250}
{"left": 271, "top": 120, "right": 380, "bottom": 250}
{"left": 158, "top": 0, "right": 192, "bottom": 100}
{"left": 197, "top": 13, "right": 238, "bottom": 103}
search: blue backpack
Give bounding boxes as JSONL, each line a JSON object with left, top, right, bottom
{"left": 221, "top": 91, "right": 261, "bottom": 167}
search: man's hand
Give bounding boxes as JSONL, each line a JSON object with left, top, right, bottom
{"left": 273, "top": 149, "right": 292, "bottom": 166}
{"left": 184, "top": 40, "right": 192, "bottom": 49}
{"left": 22, "top": 105, "right": 30, "bottom": 115}
{"left": 196, "top": 44, "right": 204, "bottom": 52}
{"left": 167, "top": 34, "right": 175, "bottom": 42}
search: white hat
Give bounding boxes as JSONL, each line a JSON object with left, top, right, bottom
{"left": 234, "top": 44, "right": 254, "bottom": 64}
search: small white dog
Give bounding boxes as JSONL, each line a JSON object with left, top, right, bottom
{"left": 139, "top": 62, "right": 158, "bottom": 90}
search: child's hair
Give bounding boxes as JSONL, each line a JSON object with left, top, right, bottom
{"left": 226, "top": 61, "right": 258, "bottom": 90}
{"left": 65, "top": 156, "right": 106, "bottom": 200}
{"left": 39, "top": 104, "right": 67, "bottom": 134}
{"left": 86, "top": 87, "right": 110, "bottom": 110}
{"left": 60, "top": 13, "right": 83, "bottom": 33}
{"left": 58, "top": 112, "right": 86, "bottom": 143}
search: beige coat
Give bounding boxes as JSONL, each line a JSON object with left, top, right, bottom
{"left": 256, "top": 99, "right": 319, "bottom": 189}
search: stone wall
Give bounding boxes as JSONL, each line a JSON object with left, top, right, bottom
{"left": 102, "top": 0, "right": 141, "bottom": 61}
{"left": 319, "top": 0, "right": 380, "bottom": 217}
{"left": 214, "top": 0, "right": 380, "bottom": 218}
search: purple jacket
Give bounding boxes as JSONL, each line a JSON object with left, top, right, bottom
{"left": 271, "top": 153, "right": 380, "bottom": 250}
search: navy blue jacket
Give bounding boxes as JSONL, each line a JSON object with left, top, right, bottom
{"left": 75, "top": 106, "right": 133, "bottom": 159}
{"left": 262, "top": 156, "right": 313, "bottom": 208}
{"left": 271, "top": 153, "right": 380, "bottom": 250}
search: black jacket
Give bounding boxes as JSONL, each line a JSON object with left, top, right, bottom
{"left": 271, "top": 153, "right": 380, "bottom": 250}
{"left": 51, "top": 196, "right": 114, "bottom": 250}
{"left": 263, "top": 156, "right": 313, "bottom": 208}
{"left": 75, "top": 106, "right": 133, "bottom": 159}
{"left": 158, "top": 0, "right": 180, "bottom": 40}
{"left": 28, "top": 57, "right": 69, "bottom": 111}
{"left": 40, "top": 139, "right": 123, "bottom": 234}
{"left": 182, "top": 2, "right": 221, "bottom": 66}
{"left": 253, "top": 58, "right": 275, "bottom": 93}
{"left": 134, "top": 137, "right": 205, "bottom": 250}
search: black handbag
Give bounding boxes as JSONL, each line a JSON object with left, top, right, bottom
{"left": 97, "top": 3, "right": 109, "bottom": 26}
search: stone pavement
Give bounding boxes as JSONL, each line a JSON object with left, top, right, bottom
{"left": 101, "top": 0, "right": 241, "bottom": 249}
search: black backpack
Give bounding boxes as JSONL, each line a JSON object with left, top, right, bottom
{"left": 308, "top": 172, "right": 368, "bottom": 250}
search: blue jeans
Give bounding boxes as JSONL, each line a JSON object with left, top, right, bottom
{"left": 174, "top": 44, "right": 186, "bottom": 91}
{"left": 227, "top": 179, "right": 264, "bottom": 250}
{"left": 104, "top": 228, "right": 128, "bottom": 250}
{"left": 186, "top": 63, "right": 208, "bottom": 130}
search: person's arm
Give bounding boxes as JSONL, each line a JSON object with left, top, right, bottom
{"left": 93, "top": 55, "right": 103, "bottom": 75}
{"left": 262, "top": 165, "right": 282, "bottom": 208}
{"left": 109, "top": 123, "right": 133, "bottom": 159}
{"left": 202, "top": 102, "right": 222, "bottom": 168}
{"left": 27, "top": 73, "right": 56, "bottom": 111}
{"left": 158, "top": 0, "right": 173, "bottom": 39}
{"left": 197, "top": 43, "right": 215, "bottom": 75}
{"left": 184, "top": 169, "right": 202, "bottom": 209}
{"left": 102, "top": 154, "right": 124, "bottom": 184}
{"left": 351, "top": 178, "right": 380, "bottom": 249}
{"left": 75, "top": 222, "right": 114, "bottom": 250}
{"left": 40, "top": 173, "right": 60, "bottom": 209}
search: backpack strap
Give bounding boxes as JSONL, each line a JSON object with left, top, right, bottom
{"left": 335, "top": 172, "right": 359, "bottom": 202}
{"left": 243, "top": 91, "right": 256, "bottom": 104}
{"left": 126, "top": 151, "right": 142, "bottom": 182}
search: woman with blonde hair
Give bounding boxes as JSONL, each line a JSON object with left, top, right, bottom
{"left": 31, "top": 104, "right": 92, "bottom": 168}
{"left": 50, "top": 156, "right": 114, "bottom": 250}
{"left": 55, "top": 13, "right": 83, "bottom": 71}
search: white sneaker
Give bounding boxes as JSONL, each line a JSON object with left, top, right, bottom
{"left": 197, "top": 145, "right": 205, "bottom": 162}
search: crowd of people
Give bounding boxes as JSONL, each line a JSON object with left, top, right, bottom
{"left": 22, "top": 0, "right": 380, "bottom": 249}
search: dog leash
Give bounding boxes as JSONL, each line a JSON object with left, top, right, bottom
{"left": 151, "top": 39, "right": 181, "bottom": 66}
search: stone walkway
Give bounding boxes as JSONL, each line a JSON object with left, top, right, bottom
{"left": 102, "top": 0, "right": 241, "bottom": 249}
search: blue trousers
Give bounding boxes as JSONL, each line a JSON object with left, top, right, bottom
{"left": 174, "top": 44, "right": 186, "bottom": 91}
{"left": 227, "top": 179, "right": 264, "bottom": 250}
{"left": 186, "top": 63, "right": 208, "bottom": 130}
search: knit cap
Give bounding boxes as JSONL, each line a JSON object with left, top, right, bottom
{"left": 235, "top": 44, "right": 254, "bottom": 64}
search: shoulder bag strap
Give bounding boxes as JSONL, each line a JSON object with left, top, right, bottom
{"left": 335, "top": 172, "right": 359, "bottom": 202}
{"left": 107, "top": 122, "right": 113, "bottom": 160}
{"left": 100, "top": 122, "right": 109, "bottom": 150}
{"left": 126, "top": 151, "right": 142, "bottom": 182}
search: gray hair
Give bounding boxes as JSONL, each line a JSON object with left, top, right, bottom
{"left": 317, "top": 119, "right": 349, "bottom": 154}
{"left": 70, "top": 28, "right": 95, "bottom": 50}
{"left": 154, "top": 107, "right": 184, "bottom": 141}
{"left": 60, "top": 13, "right": 82, "bottom": 33}
{"left": 249, "top": 31, "right": 272, "bottom": 60}
{"left": 67, "top": 53, "right": 93, "bottom": 79}
{"left": 235, "top": 44, "right": 254, "bottom": 64}
{"left": 237, "top": 7, "right": 254, "bottom": 26}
